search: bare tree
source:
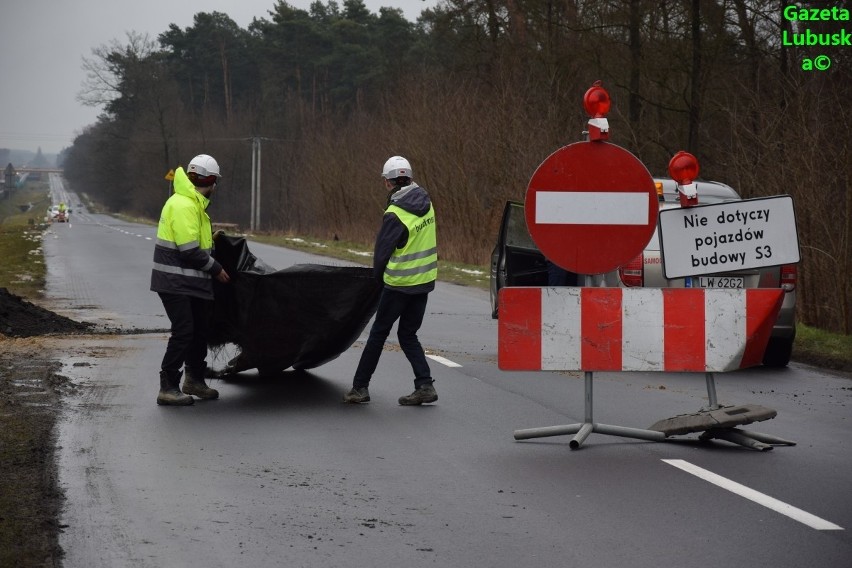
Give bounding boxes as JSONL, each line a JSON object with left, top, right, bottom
{"left": 78, "top": 32, "right": 159, "bottom": 111}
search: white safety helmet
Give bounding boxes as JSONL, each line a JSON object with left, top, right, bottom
{"left": 188, "top": 154, "right": 220, "bottom": 177}
{"left": 187, "top": 154, "right": 220, "bottom": 187}
{"left": 381, "top": 155, "right": 412, "bottom": 180}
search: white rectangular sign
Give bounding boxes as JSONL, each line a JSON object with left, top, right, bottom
{"left": 658, "top": 195, "right": 800, "bottom": 279}
{"left": 536, "top": 192, "right": 649, "bottom": 225}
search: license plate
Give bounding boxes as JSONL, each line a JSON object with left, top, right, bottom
{"left": 696, "top": 276, "right": 744, "bottom": 288}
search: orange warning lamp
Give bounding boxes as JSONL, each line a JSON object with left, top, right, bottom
{"left": 668, "top": 151, "right": 700, "bottom": 207}
{"left": 583, "top": 81, "right": 610, "bottom": 141}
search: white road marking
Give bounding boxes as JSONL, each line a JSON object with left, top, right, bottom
{"left": 662, "top": 459, "right": 843, "bottom": 531}
{"left": 427, "top": 354, "right": 462, "bottom": 368}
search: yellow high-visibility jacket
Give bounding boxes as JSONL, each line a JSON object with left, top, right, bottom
{"left": 150, "top": 167, "right": 222, "bottom": 299}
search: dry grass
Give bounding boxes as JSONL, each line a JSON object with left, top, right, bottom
{"left": 0, "top": 183, "right": 52, "bottom": 299}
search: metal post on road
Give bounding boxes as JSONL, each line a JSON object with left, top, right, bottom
{"left": 705, "top": 372, "right": 719, "bottom": 409}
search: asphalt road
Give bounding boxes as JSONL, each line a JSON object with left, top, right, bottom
{"left": 43, "top": 175, "right": 851, "bottom": 567}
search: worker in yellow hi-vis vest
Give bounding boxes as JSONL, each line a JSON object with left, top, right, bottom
{"left": 151, "top": 154, "right": 230, "bottom": 406}
{"left": 344, "top": 156, "right": 439, "bottom": 406}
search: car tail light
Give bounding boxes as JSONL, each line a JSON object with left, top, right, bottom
{"left": 780, "top": 264, "right": 797, "bottom": 291}
{"left": 619, "top": 254, "right": 644, "bottom": 287}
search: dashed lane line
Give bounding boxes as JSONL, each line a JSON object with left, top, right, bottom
{"left": 662, "top": 459, "right": 843, "bottom": 531}
{"left": 427, "top": 354, "right": 462, "bottom": 368}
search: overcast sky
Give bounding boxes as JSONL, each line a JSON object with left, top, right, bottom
{"left": 0, "top": 0, "right": 437, "bottom": 156}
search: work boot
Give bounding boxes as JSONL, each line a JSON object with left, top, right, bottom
{"left": 398, "top": 384, "right": 438, "bottom": 406}
{"left": 343, "top": 386, "right": 370, "bottom": 404}
{"left": 157, "top": 370, "right": 194, "bottom": 406}
{"left": 182, "top": 366, "right": 219, "bottom": 400}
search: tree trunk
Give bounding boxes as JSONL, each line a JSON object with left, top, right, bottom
{"left": 628, "top": 0, "right": 642, "bottom": 125}
{"left": 687, "top": 0, "right": 702, "bottom": 153}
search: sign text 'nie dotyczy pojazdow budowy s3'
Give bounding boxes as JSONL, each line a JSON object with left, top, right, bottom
{"left": 657, "top": 195, "right": 800, "bottom": 279}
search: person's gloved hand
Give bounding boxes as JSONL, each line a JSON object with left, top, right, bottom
{"left": 213, "top": 229, "right": 225, "bottom": 241}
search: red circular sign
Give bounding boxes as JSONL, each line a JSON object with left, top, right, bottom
{"left": 525, "top": 142, "right": 658, "bottom": 275}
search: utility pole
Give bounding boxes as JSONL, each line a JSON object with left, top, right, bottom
{"left": 250, "top": 137, "right": 262, "bottom": 232}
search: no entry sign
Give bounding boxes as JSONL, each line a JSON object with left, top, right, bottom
{"left": 525, "top": 142, "right": 658, "bottom": 275}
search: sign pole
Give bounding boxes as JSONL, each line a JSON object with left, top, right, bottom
{"left": 250, "top": 137, "right": 258, "bottom": 232}
{"left": 578, "top": 279, "right": 596, "bottom": 448}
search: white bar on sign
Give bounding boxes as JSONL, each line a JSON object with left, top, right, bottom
{"left": 704, "top": 289, "right": 746, "bottom": 372}
{"left": 541, "top": 287, "right": 582, "bottom": 370}
{"left": 536, "top": 192, "right": 649, "bottom": 225}
{"left": 622, "top": 289, "right": 664, "bottom": 371}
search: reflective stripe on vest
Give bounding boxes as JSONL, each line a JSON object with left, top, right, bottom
{"left": 384, "top": 204, "right": 437, "bottom": 287}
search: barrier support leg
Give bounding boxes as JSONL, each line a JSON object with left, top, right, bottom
{"left": 513, "top": 371, "right": 666, "bottom": 449}
{"left": 698, "top": 427, "right": 797, "bottom": 450}
{"left": 736, "top": 428, "right": 796, "bottom": 446}
{"left": 571, "top": 371, "right": 595, "bottom": 449}
{"left": 704, "top": 372, "right": 720, "bottom": 410}
{"left": 700, "top": 428, "right": 773, "bottom": 451}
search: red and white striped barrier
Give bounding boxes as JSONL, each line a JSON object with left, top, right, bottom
{"left": 498, "top": 287, "right": 784, "bottom": 373}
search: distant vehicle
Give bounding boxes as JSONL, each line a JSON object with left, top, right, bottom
{"left": 489, "top": 178, "right": 797, "bottom": 367}
{"left": 49, "top": 205, "right": 69, "bottom": 222}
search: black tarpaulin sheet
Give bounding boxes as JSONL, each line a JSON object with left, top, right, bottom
{"left": 208, "top": 235, "right": 381, "bottom": 372}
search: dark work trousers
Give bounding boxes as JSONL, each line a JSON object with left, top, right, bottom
{"left": 158, "top": 292, "right": 211, "bottom": 375}
{"left": 353, "top": 288, "right": 432, "bottom": 389}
